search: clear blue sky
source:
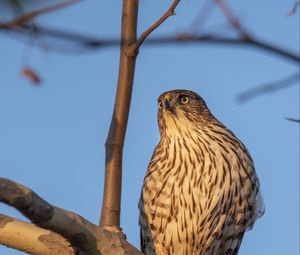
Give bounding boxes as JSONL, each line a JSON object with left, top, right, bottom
{"left": 0, "top": 1, "right": 299, "bottom": 254}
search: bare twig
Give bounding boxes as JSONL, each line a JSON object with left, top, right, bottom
{"left": 7, "top": 0, "right": 81, "bottom": 26}
{"left": 213, "top": 0, "right": 243, "bottom": 32}
{"left": 0, "top": 214, "right": 75, "bottom": 255}
{"left": 131, "top": 0, "right": 181, "bottom": 53}
{"left": 237, "top": 72, "right": 299, "bottom": 103}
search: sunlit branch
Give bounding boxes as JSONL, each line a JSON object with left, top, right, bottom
{"left": 0, "top": 177, "right": 98, "bottom": 254}
{"left": 0, "top": 214, "right": 75, "bottom": 255}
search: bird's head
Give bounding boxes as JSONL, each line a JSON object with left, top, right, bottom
{"left": 157, "top": 89, "right": 213, "bottom": 136}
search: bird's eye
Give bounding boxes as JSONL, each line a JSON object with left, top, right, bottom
{"left": 158, "top": 100, "right": 163, "bottom": 108}
{"left": 180, "top": 96, "right": 189, "bottom": 104}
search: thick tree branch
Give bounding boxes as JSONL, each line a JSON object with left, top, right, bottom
{"left": 0, "top": 177, "right": 98, "bottom": 254}
{"left": 0, "top": 177, "right": 144, "bottom": 254}
{"left": 0, "top": 214, "right": 75, "bottom": 255}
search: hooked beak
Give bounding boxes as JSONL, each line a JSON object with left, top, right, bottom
{"left": 163, "top": 95, "right": 176, "bottom": 114}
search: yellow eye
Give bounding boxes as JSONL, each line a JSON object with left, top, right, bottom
{"left": 180, "top": 96, "right": 189, "bottom": 104}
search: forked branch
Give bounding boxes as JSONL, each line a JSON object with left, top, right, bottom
{"left": 130, "top": 0, "right": 181, "bottom": 54}
{"left": 0, "top": 177, "right": 144, "bottom": 254}
{"left": 100, "top": 0, "right": 181, "bottom": 227}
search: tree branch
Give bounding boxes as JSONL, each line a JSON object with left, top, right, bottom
{"left": 213, "top": 0, "right": 243, "bottom": 32}
{"left": 1, "top": 23, "right": 298, "bottom": 63}
{"left": 99, "top": 0, "right": 183, "bottom": 228}
{"left": 0, "top": 177, "right": 144, "bottom": 254}
{"left": 237, "top": 72, "right": 299, "bottom": 103}
{"left": 99, "top": 0, "right": 139, "bottom": 228}
{"left": 5, "top": 0, "right": 80, "bottom": 26}
{"left": 285, "top": 117, "right": 300, "bottom": 123}
{"left": 0, "top": 177, "right": 98, "bottom": 254}
{"left": 212, "top": 0, "right": 300, "bottom": 63}
{"left": 130, "top": 0, "right": 181, "bottom": 54}
{"left": 0, "top": 214, "right": 75, "bottom": 255}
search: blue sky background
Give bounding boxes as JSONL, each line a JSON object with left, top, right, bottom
{"left": 0, "top": 0, "right": 299, "bottom": 254}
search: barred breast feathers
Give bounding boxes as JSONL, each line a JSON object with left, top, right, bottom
{"left": 139, "top": 90, "right": 264, "bottom": 254}
{"left": 141, "top": 109, "right": 263, "bottom": 234}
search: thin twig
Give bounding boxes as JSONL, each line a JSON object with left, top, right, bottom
{"left": 8, "top": 0, "right": 81, "bottom": 26}
{"left": 130, "top": 0, "right": 181, "bottom": 54}
{"left": 213, "top": 0, "right": 243, "bottom": 33}
{"left": 237, "top": 72, "right": 299, "bottom": 103}
{"left": 188, "top": 0, "right": 215, "bottom": 33}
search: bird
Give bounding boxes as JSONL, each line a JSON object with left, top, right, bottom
{"left": 139, "top": 89, "right": 264, "bottom": 255}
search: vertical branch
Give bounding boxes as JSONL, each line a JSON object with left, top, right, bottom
{"left": 100, "top": 0, "right": 139, "bottom": 227}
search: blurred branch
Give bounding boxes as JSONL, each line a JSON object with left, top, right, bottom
{"left": 188, "top": 0, "right": 215, "bottom": 33}
{"left": 285, "top": 117, "right": 300, "bottom": 123}
{"left": 21, "top": 67, "right": 41, "bottom": 85}
{"left": 213, "top": 0, "right": 244, "bottom": 33}
{"left": 237, "top": 72, "right": 299, "bottom": 103}
{"left": 287, "top": 2, "right": 299, "bottom": 16}
{"left": 1, "top": 23, "right": 299, "bottom": 63}
{"left": 213, "top": 0, "right": 300, "bottom": 63}
{"left": 2, "top": 0, "right": 80, "bottom": 26}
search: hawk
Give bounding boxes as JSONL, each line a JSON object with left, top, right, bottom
{"left": 139, "top": 90, "right": 264, "bottom": 255}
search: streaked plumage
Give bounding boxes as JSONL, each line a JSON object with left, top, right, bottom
{"left": 139, "top": 90, "right": 264, "bottom": 255}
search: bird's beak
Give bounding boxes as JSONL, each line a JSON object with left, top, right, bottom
{"left": 164, "top": 95, "right": 176, "bottom": 114}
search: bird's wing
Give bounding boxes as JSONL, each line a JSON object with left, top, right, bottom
{"left": 218, "top": 225, "right": 245, "bottom": 255}
{"left": 140, "top": 228, "right": 146, "bottom": 253}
